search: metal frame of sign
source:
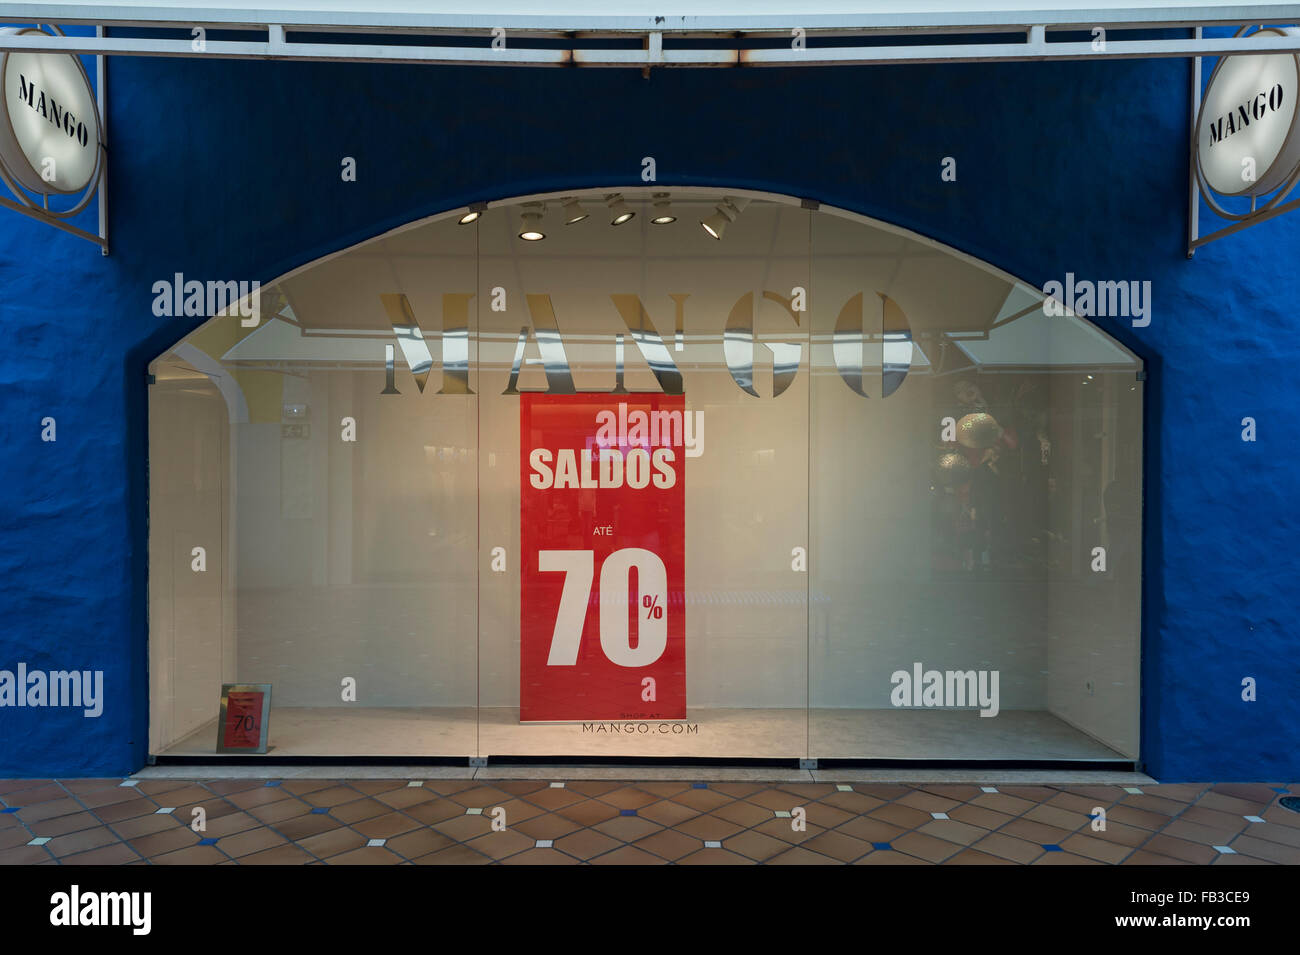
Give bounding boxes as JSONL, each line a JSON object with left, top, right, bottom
{"left": 0, "top": 23, "right": 107, "bottom": 253}
{"left": 1188, "top": 24, "right": 1300, "bottom": 255}
{"left": 215, "top": 683, "right": 273, "bottom": 754}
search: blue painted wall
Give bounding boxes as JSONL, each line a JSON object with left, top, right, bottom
{"left": 0, "top": 40, "right": 1295, "bottom": 780}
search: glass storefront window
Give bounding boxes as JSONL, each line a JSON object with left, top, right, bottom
{"left": 148, "top": 189, "right": 1142, "bottom": 763}
{"left": 808, "top": 212, "right": 1142, "bottom": 760}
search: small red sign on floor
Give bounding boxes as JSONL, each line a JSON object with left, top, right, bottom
{"left": 217, "top": 684, "right": 271, "bottom": 753}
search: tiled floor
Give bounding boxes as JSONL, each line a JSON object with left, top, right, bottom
{"left": 1, "top": 777, "right": 1296, "bottom": 865}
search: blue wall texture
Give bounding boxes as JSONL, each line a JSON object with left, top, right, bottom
{"left": 0, "top": 42, "right": 1295, "bottom": 781}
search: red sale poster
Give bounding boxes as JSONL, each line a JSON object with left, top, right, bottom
{"left": 221, "top": 690, "right": 264, "bottom": 749}
{"left": 520, "top": 394, "right": 686, "bottom": 721}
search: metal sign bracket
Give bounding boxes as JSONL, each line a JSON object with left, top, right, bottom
{"left": 1188, "top": 24, "right": 1300, "bottom": 257}
{"left": 0, "top": 24, "right": 108, "bottom": 254}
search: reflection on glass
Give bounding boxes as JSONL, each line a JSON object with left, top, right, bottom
{"left": 809, "top": 212, "right": 1142, "bottom": 761}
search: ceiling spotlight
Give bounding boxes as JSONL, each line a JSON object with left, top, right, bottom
{"left": 606, "top": 193, "right": 636, "bottom": 226}
{"left": 650, "top": 193, "right": 676, "bottom": 225}
{"left": 560, "top": 196, "right": 589, "bottom": 225}
{"left": 701, "top": 196, "right": 750, "bottom": 240}
{"left": 518, "top": 202, "right": 546, "bottom": 241}
{"left": 700, "top": 210, "right": 728, "bottom": 240}
{"left": 458, "top": 201, "right": 487, "bottom": 225}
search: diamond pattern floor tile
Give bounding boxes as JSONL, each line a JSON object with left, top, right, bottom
{"left": 2, "top": 776, "right": 1290, "bottom": 866}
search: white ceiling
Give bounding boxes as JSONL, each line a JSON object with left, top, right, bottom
{"left": 203, "top": 192, "right": 1139, "bottom": 375}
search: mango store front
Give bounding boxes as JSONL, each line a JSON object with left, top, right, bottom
{"left": 2, "top": 4, "right": 1297, "bottom": 782}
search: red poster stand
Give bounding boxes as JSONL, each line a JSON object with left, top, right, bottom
{"left": 215, "top": 684, "right": 272, "bottom": 753}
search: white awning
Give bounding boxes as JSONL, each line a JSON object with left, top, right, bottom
{"left": 3, "top": 2, "right": 1300, "bottom": 66}
{"left": 6, "top": 2, "right": 1300, "bottom": 32}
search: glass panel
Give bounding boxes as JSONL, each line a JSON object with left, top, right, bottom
{"left": 148, "top": 191, "right": 1140, "bottom": 764}
{"left": 476, "top": 192, "right": 809, "bottom": 758}
{"left": 147, "top": 369, "right": 229, "bottom": 754}
{"left": 808, "top": 211, "right": 1142, "bottom": 761}
{"left": 148, "top": 213, "right": 479, "bottom": 757}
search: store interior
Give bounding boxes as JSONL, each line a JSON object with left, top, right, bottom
{"left": 147, "top": 189, "right": 1143, "bottom": 763}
